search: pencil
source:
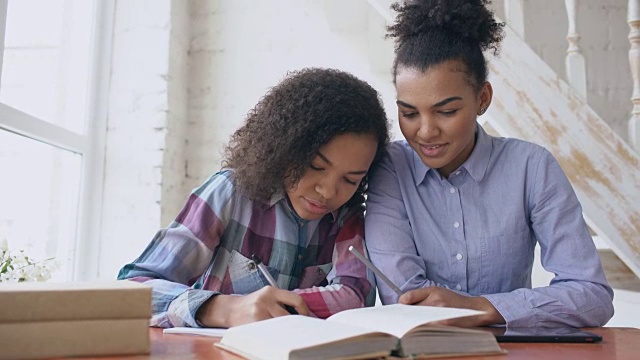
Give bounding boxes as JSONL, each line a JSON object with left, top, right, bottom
{"left": 252, "top": 255, "right": 299, "bottom": 315}
{"left": 348, "top": 245, "right": 403, "bottom": 296}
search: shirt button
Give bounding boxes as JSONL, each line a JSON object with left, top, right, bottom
{"left": 455, "top": 284, "right": 462, "bottom": 291}
{"left": 248, "top": 262, "right": 256, "bottom": 270}
{"left": 454, "top": 222, "right": 460, "bottom": 228}
{"left": 450, "top": 187, "right": 456, "bottom": 194}
{"left": 456, "top": 253, "right": 463, "bottom": 260}
{"left": 298, "top": 254, "right": 303, "bottom": 260}
{"left": 455, "top": 171, "right": 461, "bottom": 176}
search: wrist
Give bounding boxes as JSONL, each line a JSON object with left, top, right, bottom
{"left": 474, "top": 296, "right": 505, "bottom": 326}
{"left": 196, "top": 294, "right": 231, "bottom": 328}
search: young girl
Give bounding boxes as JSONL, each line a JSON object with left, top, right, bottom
{"left": 365, "top": 0, "right": 614, "bottom": 328}
{"left": 119, "top": 68, "right": 389, "bottom": 328}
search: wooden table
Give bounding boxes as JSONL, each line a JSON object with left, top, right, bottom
{"left": 78, "top": 327, "right": 640, "bottom": 359}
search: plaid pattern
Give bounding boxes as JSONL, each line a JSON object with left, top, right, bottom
{"left": 118, "top": 170, "right": 375, "bottom": 327}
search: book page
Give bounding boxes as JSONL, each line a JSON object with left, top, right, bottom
{"left": 327, "top": 304, "right": 483, "bottom": 338}
{"left": 217, "top": 315, "right": 393, "bottom": 360}
{"left": 163, "top": 327, "right": 227, "bottom": 337}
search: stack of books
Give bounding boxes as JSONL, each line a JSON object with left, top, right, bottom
{"left": 0, "top": 280, "right": 151, "bottom": 360}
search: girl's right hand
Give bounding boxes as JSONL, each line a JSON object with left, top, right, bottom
{"left": 196, "top": 286, "right": 309, "bottom": 328}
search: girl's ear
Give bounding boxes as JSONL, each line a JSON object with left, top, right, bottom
{"left": 477, "top": 81, "right": 493, "bottom": 116}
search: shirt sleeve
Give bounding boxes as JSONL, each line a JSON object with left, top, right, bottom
{"left": 483, "top": 149, "right": 614, "bottom": 327}
{"left": 293, "top": 205, "right": 376, "bottom": 318}
{"left": 117, "top": 173, "right": 234, "bottom": 328}
{"left": 365, "top": 152, "right": 439, "bottom": 304}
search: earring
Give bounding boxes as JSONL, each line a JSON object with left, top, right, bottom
{"left": 478, "top": 107, "right": 486, "bottom": 115}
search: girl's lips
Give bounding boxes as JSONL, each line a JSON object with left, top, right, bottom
{"left": 304, "top": 198, "right": 329, "bottom": 214}
{"left": 419, "top": 143, "right": 447, "bottom": 157}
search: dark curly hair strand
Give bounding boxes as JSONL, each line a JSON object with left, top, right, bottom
{"left": 223, "top": 68, "right": 389, "bottom": 206}
{"left": 388, "top": 0, "right": 505, "bottom": 91}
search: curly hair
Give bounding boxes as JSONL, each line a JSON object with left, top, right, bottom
{"left": 222, "top": 68, "right": 389, "bottom": 206}
{"left": 387, "top": 0, "right": 505, "bottom": 91}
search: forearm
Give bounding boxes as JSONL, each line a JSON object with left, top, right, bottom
{"left": 294, "top": 282, "right": 371, "bottom": 318}
{"left": 118, "top": 257, "right": 216, "bottom": 328}
{"left": 127, "top": 277, "right": 218, "bottom": 328}
{"left": 483, "top": 282, "right": 614, "bottom": 327}
{"left": 195, "top": 294, "right": 232, "bottom": 328}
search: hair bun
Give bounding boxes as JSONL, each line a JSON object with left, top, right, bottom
{"left": 388, "top": 0, "right": 504, "bottom": 55}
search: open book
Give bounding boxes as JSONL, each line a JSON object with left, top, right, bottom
{"left": 215, "top": 304, "right": 504, "bottom": 360}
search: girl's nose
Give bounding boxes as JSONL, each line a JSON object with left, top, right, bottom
{"left": 315, "top": 179, "right": 336, "bottom": 200}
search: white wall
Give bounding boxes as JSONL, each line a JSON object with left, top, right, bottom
{"left": 99, "top": 0, "right": 174, "bottom": 278}
{"left": 162, "top": 0, "right": 190, "bottom": 227}
{"left": 185, "top": 0, "right": 399, "bottom": 193}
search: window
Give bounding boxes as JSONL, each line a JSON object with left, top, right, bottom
{"left": 0, "top": 0, "right": 112, "bottom": 280}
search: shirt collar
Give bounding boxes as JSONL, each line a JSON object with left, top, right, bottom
{"left": 464, "top": 123, "right": 492, "bottom": 183}
{"left": 412, "top": 123, "right": 492, "bottom": 185}
{"left": 412, "top": 148, "right": 429, "bottom": 186}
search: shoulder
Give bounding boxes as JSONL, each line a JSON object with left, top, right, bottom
{"left": 193, "top": 169, "right": 247, "bottom": 206}
{"left": 489, "top": 135, "right": 551, "bottom": 167}
{"left": 488, "top": 136, "right": 571, "bottom": 193}
{"left": 385, "top": 140, "right": 415, "bottom": 163}
{"left": 196, "top": 169, "right": 235, "bottom": 193}
{"left": 368, "top": 140, "right": 423, "bottom": 193}
{"left": 372, "top": 140, "right": 415, "bottom": 176}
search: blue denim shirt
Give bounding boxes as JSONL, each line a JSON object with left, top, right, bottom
{"left": 365, "top": 125, "right": 614, "bottom": 327}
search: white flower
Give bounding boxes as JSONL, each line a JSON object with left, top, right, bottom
{"left": 0, "top": 238, "right": 8, "bottom": 252}
{"left": 0, "top": 242, "right": 57, "bottom": 283}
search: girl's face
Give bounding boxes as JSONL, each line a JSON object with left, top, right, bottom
{"left": 395, "top": 60, "right": 492, "bottom": 178}
{"left": 286, "top": 132, "right": 377, "bottom": 220}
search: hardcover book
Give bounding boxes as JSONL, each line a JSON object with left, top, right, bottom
{"left": 0, "top": 280, "right": 151, "bottom": 360}
{"left": 216, "top": 304, "right": 505, "bottom": 360}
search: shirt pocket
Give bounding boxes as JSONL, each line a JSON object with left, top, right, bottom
{"left": 226, "top": 250, "right": 280, "bottom": 295}
{"left": 297, "top": 262, "right": 333, "bottom": 289}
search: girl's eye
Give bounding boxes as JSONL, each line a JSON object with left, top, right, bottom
{"left": 439, "top": 109, "right": 458, "bottom": 116}
{"left": 310, "top": 164, "right": 323, "bottom": 171}
{"left": 401, "top": 112, "right": 417, "bottom": 119}
{"left": 344, "top": 178, "right": 357, "bottom": 186}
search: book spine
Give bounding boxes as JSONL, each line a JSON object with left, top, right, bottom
{"left": 0, "top": 318, "right": 150, "bottom": 360}
{"left": 0, "top": 287, "right": 152, "bottom": 322}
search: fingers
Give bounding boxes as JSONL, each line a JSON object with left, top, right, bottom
{"left": 398, "top": 288, "right": 431, "bottom": 305}
{"left": 433, "top": 315, "right": 485, "bottom": 328}
{"left": 198, "top": 287, "right": 310, "bottom": 327}
{"left": 400, "top": 287, "right": 467, "bottom": 307}
{"left": 252, "top": 286, "right": 309, "bottom": 318}
{"left": 271, "top": 287, "right": 310, "bottom": 316}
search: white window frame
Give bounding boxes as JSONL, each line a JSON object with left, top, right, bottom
{"left": 0, "top": 0, "right": 114, "bottom": 280}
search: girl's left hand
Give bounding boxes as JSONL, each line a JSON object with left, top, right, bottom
{"left": 398, "top": 287, "right": 505, "bottom": 327}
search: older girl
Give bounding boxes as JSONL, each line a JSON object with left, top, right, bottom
{"left": 365, "top": 0, "right": 613, "bottom": 328}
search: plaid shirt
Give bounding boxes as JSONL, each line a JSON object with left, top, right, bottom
{"left": 118, "top": 170, "right": 375, "bottom": 327}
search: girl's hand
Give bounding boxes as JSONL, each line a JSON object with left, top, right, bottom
{"left": 398, "top": 287, "right": 505, "bottom": 327}
{"left": 196, "top": 286, "right": 309, "bottom": 328}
